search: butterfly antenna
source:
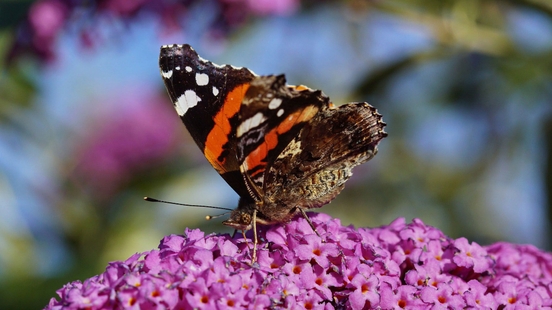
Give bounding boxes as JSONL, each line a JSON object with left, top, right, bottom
{"left": 205, "top": 213, "right": 231, "bottom": 220}
{"left": 144, "top": 196, "right": 233, "bottom": 216}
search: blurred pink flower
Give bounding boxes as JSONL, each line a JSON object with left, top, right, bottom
{"left": 73, "top": 91, "right": 181, "bottom": 198}
{"left": 99, "top": 0, "right": 151, "bottom": 16}
{"left": 29, "top": 0, "right": 67, "bottom": 39}
{"left": 245, "top": 0, "right": 299, "bottom": 15}
{"left": 26, "top": 0, "right": 68, "bottom": 60}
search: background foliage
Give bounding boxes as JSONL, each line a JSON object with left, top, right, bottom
{"left": 0, "top": 0, "right": 551, "bottom": 308}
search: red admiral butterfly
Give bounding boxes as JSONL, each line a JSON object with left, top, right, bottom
{"left": 159, "top": 44, "right": 387, "bottom": 261}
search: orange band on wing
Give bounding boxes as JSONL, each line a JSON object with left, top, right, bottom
{"left": 204, "top": 83, "right": 250, "bottom": 172}
{"left": 244, "top": 105, "right": 319, "bottom": 173}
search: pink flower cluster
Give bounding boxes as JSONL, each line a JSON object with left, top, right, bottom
{"left": 46, "top": 214, "right": 552, "bottom": 309}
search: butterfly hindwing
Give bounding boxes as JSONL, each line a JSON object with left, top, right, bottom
{"left": 258, "top": 102, "right": 387, "bottom": 222}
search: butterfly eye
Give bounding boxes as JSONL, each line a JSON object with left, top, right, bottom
{"left": 240, "top": 213, "right": 252, "bottom": 225}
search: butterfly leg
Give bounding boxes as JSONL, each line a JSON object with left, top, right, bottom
{"left": 251, "top": 209, "right": 258, "bottom": 264}
{"left": 240, "top": 230, "right": 248, "bottom": 244}
{"left": 238, "top": 230, "right": 254, "bottom": 263}
{"left": 298, "top": 208, "right": 324, "bottom": 241}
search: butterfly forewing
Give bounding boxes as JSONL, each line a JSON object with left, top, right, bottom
{"left": 159, "top": 44, "right": 256, "bottom": 199}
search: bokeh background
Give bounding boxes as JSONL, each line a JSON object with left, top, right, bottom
{"left": 1, "top": 0, "right": 552, "bottom": 308}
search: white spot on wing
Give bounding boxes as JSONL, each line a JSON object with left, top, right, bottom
{"left": 212, "top": 87, "right": 219, "bottom": 96}
{"left": 161, "top": 70, "right": 173, "bottom": 79}
{"left": 175, "top": 66, "right": 181, "bottom": 70}
{"left": 277, "top": 109, "right": 284, "bottom": 117}
{"left": 185, "top": 66, "right": 192, "bottom": 72}
{"left": 175, "top": 90, "right": 201, "bottom": 116}
{"left": 195, "top": 73, "right": 209, "bottom": 86}
{"left": 268, "top": 98, "right": 282, "bottom": 109}
{"left": 237, "top": 112, "right": 266, "bottom": 137}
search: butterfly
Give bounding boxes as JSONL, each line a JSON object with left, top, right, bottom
{"left": 158, "top": 44, "right": 387, "bottom": 262}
